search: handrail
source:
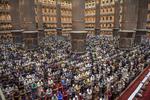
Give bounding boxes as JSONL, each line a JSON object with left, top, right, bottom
{"left": 0, "top": 88, "right": 6, "bottom": 100}
{"left": 128, "top": 71, "right": 150, "bottom": 100}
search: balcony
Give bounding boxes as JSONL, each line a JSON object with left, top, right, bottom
{"left": 0, "top": 30, "right": 12, "bottom": 34}
{"left": 61, "top": 5, "right": 72, "bottom": 10}
{"left": 41, "top": 3, "right": 56, "bottom": 8}
{"left": 62, "top": 22, "right": 72, "bottom": 24}
{"left": 42, "top": 13, "right": 56, "bottom": 16}
{"left": 85, "top": 14, "right": 95, "bottom": 17}
{"left": 0, "top": 20, "right": 11, "bottom": 23}
{"left": 100, "top": 21, "right": 114, "bottom": 23}
{"left": 85, "top": 21, "right": 95, "bottom": 24}
{"left": 61, "top": 13, "right": 72, "bottom": 17}
{"left": 0, "top": 9, "right": 9, "bottom": 13}
{"left": 100, "top": 12, "right": 114, "bottom": 16}
{"left": 101, "top": 3, "right": 115, "bottom": 7}
{"left": 85, "top": 6, "right": 95, "bottom": 10}
{"left": 44, "top": 21, "right": 56, "bottom": 24}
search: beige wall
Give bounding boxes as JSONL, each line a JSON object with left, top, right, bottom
{"left": 0, "top": 0, "right": 150, "bottom": 35}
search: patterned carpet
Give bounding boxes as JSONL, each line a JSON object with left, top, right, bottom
{"left": 138, "top": 82, "right": 150, "bottom": 100}
{"left": 118, "top": 66, "right": 150, "bottom": 100}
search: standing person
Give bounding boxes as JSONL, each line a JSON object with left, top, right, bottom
{"left": 93, "top": 84, "right": 100, "bottom": 100}
{"left": 13, "top": 91, "right": 20, "bottom": 100}
{"left": 57, "top": 91, "right": 63, "bottom": 100}
{"left": 46, "top": 88, "right": 53, "bottom": 99}
{"left": 20, "top": 89, "right": 26, "bottom": 100}
{"left": 63, "top": 90, "right": 68, "bottom": 100}
{"left": 51, "top": 94, "right": 57, "bottom": 100}
{"left": 86, "top": 87, "right": 92, "bottom": 100}
{"left": 104, "top": 85, "right": 112, "bottom": 100}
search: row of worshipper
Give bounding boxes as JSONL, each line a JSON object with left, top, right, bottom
{"left": 0, "top": 35, "right": 150, "bottom": 100}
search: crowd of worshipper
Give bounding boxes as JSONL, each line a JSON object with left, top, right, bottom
{"left": 0, "top": 34, "right": 150, "bottom": 100}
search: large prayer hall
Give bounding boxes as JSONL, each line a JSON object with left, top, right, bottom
{"left": 0, "top": 0, "right": 150, "bottom": 100}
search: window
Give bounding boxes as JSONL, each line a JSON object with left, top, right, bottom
{"left": 110, "top": 16, "right": 112, "bottom": 20}
{"left": 106, "top": 0, "right": 108, "bottom": 3}
{"left": 106, "top": 16, "right": 108, "bottom": 20}
{"left": 110, "top": 8, "right": 112, "bottom": 12}
{"left": 106, "top": 9, "right": 108, "bottom": 12}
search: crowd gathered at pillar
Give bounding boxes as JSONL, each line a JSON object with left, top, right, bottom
{"left": 0, "top": 34, "right": 150, "bottom": 100}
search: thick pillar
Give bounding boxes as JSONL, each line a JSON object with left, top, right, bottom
{"left": 113, "top": 0, "right": 120, "bottom": 37}
{"left": 95, "top": 0, "right": 101, "bottom": 35}
{"left": 71, "top": 0, "right": 87, "bottom": 53}
{"left": 135, "top": 0, "right": 148, "bottom": 45}
{"left": 10, "top": 0, "right": 23, "bottom": 44}
{"left": 21, "top": 0, "right": 38, "bottom": 49}
{"left": 119, "top": 0, "right": 139, "bottom": 49}
{"left": 119, "top": 30, "right": 135, "bottom": 49}
{"left": 23, "top": 31, "right": 38, "bottom": 49}
{"left": 56, "top": 0, "right": 62, "bottom": 35}
{"left": 121, "top": 0, "right": 139, "bottom": 30}
{"left": 37, "top": 3, "right": 45, "bottom": 41}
